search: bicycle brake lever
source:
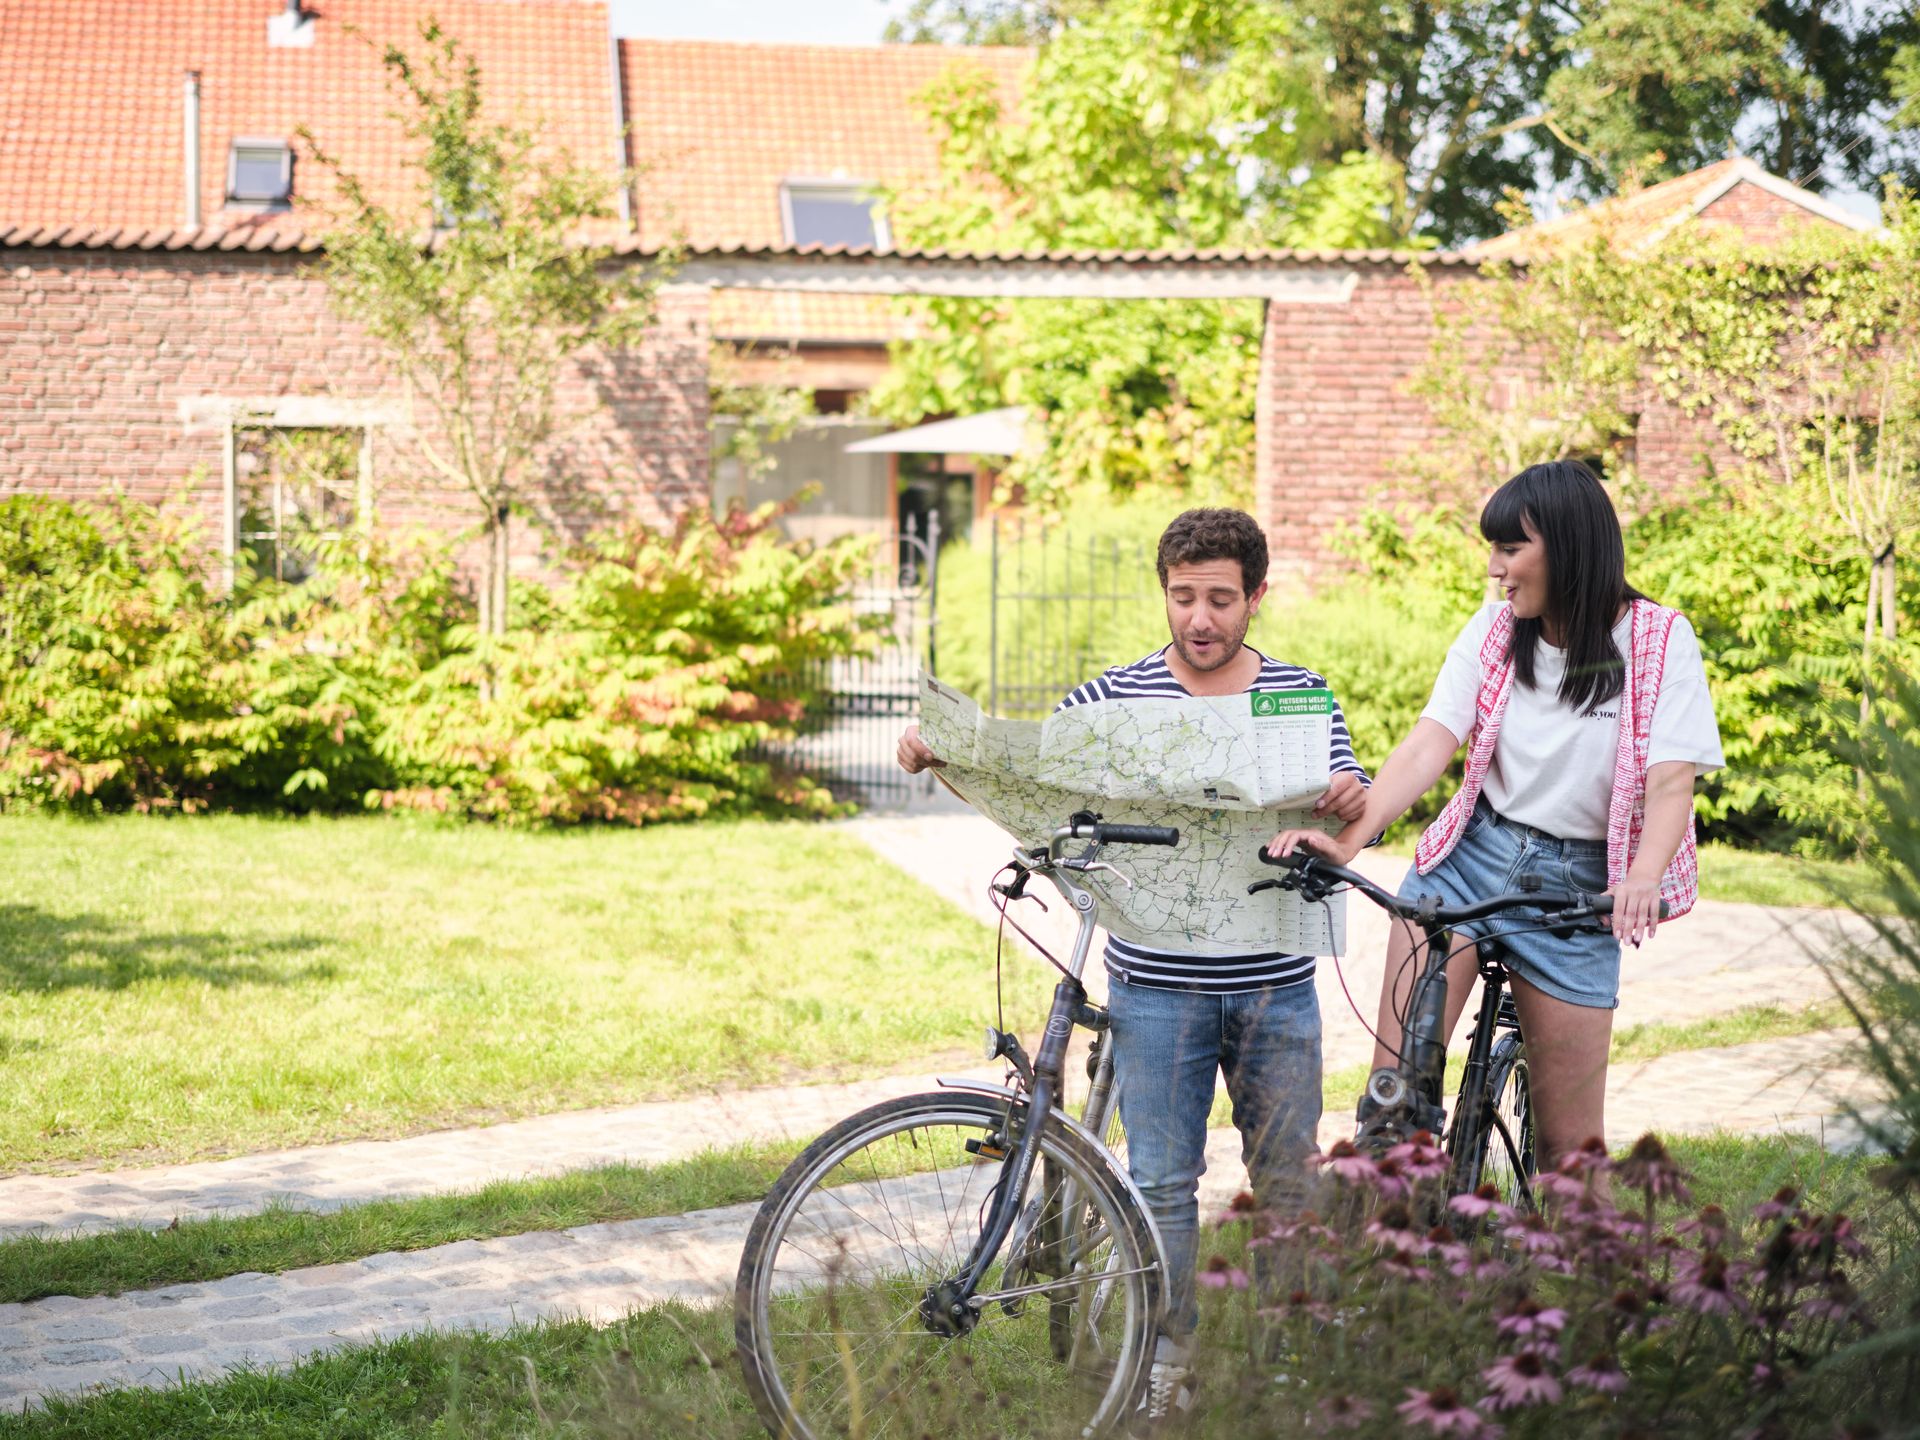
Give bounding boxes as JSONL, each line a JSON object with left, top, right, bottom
{"left": 1067, "top": 859, "right": 1135, "bottom": 890}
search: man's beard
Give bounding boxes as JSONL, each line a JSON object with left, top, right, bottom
{"left": 1170, "top": 616, "right": 1249, "bottom": 673}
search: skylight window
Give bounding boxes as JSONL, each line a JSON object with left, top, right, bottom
{"left": 781, "top": 180, "right": 888, "bottom": 250}
{"left": 228, "top": 140, "right": 293, "bottom": 209}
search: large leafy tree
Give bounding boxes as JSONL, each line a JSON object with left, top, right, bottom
{"left": 875, "top": 0, "right": 1400, "bottom": 507}
{"left": 307, "top": 22, "right": 661, "bottom": 636}
{"left": 893, "top": 0, "right": 1920, "bottom": 244}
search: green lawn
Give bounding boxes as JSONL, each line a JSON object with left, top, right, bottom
{"left": 0, "top": 815, "right": 1026, "bottom": 1172}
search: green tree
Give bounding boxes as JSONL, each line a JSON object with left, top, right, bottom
{"left": 883, "top": 0, "right": 1058, "bottom": 45}
{"left": 305, "top": 21, "right": 663, "bottom": 636}
{"left": 876, "top": 0, "right": 1397, "bottom": 507}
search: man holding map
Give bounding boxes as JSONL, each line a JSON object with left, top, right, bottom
{"left": 898, "top": 507, "right": 1368, "bottom": 1428}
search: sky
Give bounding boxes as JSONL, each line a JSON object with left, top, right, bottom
{"left": 607, "top": 0, "right": 908, "bottom": 44}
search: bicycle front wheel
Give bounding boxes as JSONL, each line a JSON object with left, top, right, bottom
{"left": 1457, "top": 1032, "right": 1536, "bottom": 1208}
{"left": 734, "top": 1091, "right": 1161, "bottom": 1440}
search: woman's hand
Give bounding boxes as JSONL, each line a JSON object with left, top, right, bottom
{"left": 1606, "top": 874, "right": 1664, "bottom": 947}
{"left": 1265, "top": 827, "right": 1362, "bottom": 868}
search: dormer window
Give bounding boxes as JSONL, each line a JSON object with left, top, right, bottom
{"left": 228, "top": 139, "right": 293, "bottom": 210}
{"left": 780, "top": 180, "right": 888, "bottom": 250}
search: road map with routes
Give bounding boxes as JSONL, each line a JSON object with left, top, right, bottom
{"left": 918, "top": 674, "right": 1347, "bottom": 957}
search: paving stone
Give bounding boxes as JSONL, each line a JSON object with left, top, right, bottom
{"left": 130, "top": 1291, "right": 189, "bottom": 1310}
{"left": 0, "top": 1328, "right": 33, "bottom": 1351}
{"left": 202, "top": 1296, "right": 280, "bottom": 1321}
{"left": 280, "top": 1262, "right": 370, "bottom": 1288}
{"left": 206, "top": 1321, "right": 286, "bottom": 1344}
{"left": 130, "top": 1333, "right": 207, "bottom": 1357}
{"left": 42, "top": 1319, "right": 125, "bottom": 1344}
{"left": 41, "top": 1344, "right": 125, "bottom": 1366}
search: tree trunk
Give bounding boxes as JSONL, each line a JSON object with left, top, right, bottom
{"left": 491, "top": 503, "right": 511, "bottom": 637}
{"left": 1880, "top": 544, "right": 1897, "bottom": 641}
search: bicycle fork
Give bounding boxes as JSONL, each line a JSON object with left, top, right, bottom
{"left": 921, "top": 973, "right": 1087, "bottom": 1335}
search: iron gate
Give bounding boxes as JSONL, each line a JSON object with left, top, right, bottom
{"left": 765, "top": 514, "right": 942, "bottom": 807}
{"left": 987, "top": 515, "right": 1161, "bottom": 718}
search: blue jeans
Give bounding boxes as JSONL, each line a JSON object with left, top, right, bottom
{"left": 1107, "top": 977, "right": 1323, "bottom": 1339}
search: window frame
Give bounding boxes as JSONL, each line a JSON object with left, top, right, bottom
{"left": 226, "top": 138, "right": 294, "bottom": 210}
{"left": 779, "top": 178, "right": 890, "bottom": 251}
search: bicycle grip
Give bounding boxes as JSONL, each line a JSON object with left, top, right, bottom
{"left": 1571, "top": 895, "right": 1670, "bottom": 919}
{"left": 1093, "top": 824, "right": 1180, "bottom": 847}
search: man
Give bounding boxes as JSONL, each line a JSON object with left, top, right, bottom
{"left": 898, "top": 507, "right": 1368, "bottom": 1430}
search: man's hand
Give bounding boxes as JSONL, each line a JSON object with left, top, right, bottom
{"left": 896, "top": 724, "right": 944, "bottom": 775}
{"left": 1311, "top": 771, "right": 1367, "bottom": 824}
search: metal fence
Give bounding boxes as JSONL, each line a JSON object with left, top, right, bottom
{"left": 988, "top": 516, "right": 1161, "bottom": 718}
{"left": 760, "top": 514, "right": 944, "bottom": 807}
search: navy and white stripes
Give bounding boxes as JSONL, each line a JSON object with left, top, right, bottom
{"left": 1058, "top": 648, "right": 1366, "bottom": 995}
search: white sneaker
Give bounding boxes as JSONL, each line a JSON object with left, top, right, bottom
{"left": 1131, "top": 1338, "right": 1196, "bottom": 1433}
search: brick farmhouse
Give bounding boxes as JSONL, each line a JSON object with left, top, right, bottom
{"left": 0, "top": 0, "right": 1877, "bottom": 583}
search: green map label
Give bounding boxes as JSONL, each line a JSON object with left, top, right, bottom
{"left": 1250, "top": 689, "right": 1333, "bottom": 717}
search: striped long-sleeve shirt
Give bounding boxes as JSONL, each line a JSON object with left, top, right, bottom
{"left": 1058, "top": 647, "right": 1368, "bottom": 994}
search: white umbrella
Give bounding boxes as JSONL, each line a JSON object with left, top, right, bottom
{"left": 844, "top": 406, "right": 1030, "bottom": 456}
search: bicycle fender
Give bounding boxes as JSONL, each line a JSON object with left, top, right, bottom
{"left": 932, "top": 1076, "right": 1170, "bottom": 1269}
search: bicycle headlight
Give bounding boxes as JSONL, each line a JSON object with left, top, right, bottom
{"left": 984, "top": 1025, "right": 1003, "bottom": 1061}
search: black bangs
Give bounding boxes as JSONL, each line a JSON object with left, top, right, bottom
{"left": 1479, "top": 476, "right": 1535, "bottom": 545}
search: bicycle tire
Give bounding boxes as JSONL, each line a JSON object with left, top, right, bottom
{"left": 734, "top": 1091, "right": 1161, "bottom": 1440}
{"left": 1040, "top": 1080, "right": 1128, "bottom": 1363}
{"left": 1456, "top": 1032, "right": 1536, "bottom": 1208}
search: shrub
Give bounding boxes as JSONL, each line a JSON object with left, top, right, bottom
{"left": 0, "top": 494, "right": 421, "bottom": 812}
{"left": 0, "top": 495, "right": 877, "bottom": 824}
{"left": 371, "top": 503, "right": 881, "bottom": 823}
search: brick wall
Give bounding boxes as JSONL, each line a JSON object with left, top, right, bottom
{"left": 1255, "top": 261, "right": 1745, "bottom": 587}
{"left": 0, "top": 246, "right": 711, "bottom": 576}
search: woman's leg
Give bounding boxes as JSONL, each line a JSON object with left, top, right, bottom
{"left": 1369, "top": 916, "right": 1483, "bottom": 1071}
{"left": 1507, "top": 973, "right": 1615, "bottom": 1170}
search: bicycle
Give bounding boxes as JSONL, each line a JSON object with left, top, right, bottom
{"left": 1249, "top": 848, "right": 1647, "bottom": 1212}
{"left": 733, "top": 814, "right": 1178, "bottom": 1440}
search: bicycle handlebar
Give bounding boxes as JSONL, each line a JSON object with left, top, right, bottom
{"left": 1086, "top": 822, "right": 1180, "bottom": 847}
{"left": 1251, "top": 847, "right": 1667, "bottom": 927}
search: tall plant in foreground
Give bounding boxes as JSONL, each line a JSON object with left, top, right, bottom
{"left": 1199, "top": 1131, "right": 1906, "bottom": 1436}
{"left": 306, "top": 20, "right": 663, "bottom": 636}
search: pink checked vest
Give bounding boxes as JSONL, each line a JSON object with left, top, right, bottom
{"left": 1412, "top": 599, "right": 1699, "bottom": 920}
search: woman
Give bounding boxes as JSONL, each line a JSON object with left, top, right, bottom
{"left": 1268, "top": 460, "right": 1723, "bottom": 1170}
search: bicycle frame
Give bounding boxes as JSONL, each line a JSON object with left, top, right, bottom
{"left": 934, "top": 824, "right": 1149, "bottom": 1314}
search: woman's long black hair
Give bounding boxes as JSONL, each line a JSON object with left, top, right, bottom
{"left": 1481, "top": 459, "right": 1645, "bottom": 714}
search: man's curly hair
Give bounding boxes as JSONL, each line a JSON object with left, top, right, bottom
{"left": 1155, "top": 508, "right": 1268, "bottom": 595}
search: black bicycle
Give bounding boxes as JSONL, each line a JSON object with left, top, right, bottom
{"left": 1250, "top": 848, "right": 1650, "bottom": 1211}
{"left": 734, "top": 814, "right": 1176, "bottom": 1440}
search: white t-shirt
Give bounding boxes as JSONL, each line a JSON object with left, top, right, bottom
{"left": 1421, "top": 604, "right": 1725, "bottom": 841}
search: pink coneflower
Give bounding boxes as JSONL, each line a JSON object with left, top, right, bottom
{"left": 1449, "top": 1252, "right": 1511, "bottom": 1282}
{"left": 1616, "top": 1134, "right": 1692, "bottom": 1202}
{"left": 1380, "top": 1246, "right": 1432, "bottom": 1282}
{"left": 1367, "top": 1201, "right": 1426, "bottom": 1252}
{"left": 1794, "top": 1212, "right": 1868, "bottom": 1260}
{"left": 1396, "top": 1385, "right": 1497, "bottom": 1435}
{"left": 1261, "top": 1211, "right": 1339, "bottom": 1249}
{"left": 1532, "top": 1170, "right": 1589, "bottom": 1206}
{"left": 1312, "top": 1393, "right": 1375, "bottom": 1431}
{"left": 1495, "top": 1298, "right": 1568, "bottom": 1339}
{"left": 1316, "top": 1139, "right": 1377, "bottom": 1186}
{"left": 1677, "top": 1203, "right": 1732, "bottom": 1247}
{"left": 1506, "top": 1213, "right": 1563, "bottom": 1255}
{"left": 1752, "top": 1185, "right": 1800, "bottom": 1223}
{"left": 1449, "top": 1183, "right": 1515, "bottom": 1224}
{"left": 1387, "top": 1136, "right": 1450, "bottom": 1181}
{"left": 1566, "top": 1350, "right": 1629, "bottom": 1394}
{"left": 1558, "top": 1136, "right": 1613, "bottom": 1176}
{"left": 1197, "top": 1254, "right": 1249, "bottom": 1290}
{"left": 1370, "top": 1155, "right": 1414, "bottom": 1201}
{"left": 1671, "top": 1250, "right": 1740, "bottom": 1316}
{"left": 1480, "top": 1348, "right": 1563, "bottom": 1409}
{"left": 1213, "top": 1190, "right": 1262, "bottom": 1226}
{"left": 1263, "top": 1288, "right": 1334, "bottom": 1324}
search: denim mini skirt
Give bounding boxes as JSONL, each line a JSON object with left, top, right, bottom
{"left": 1395, "top": 797, "right": 1623, "bottom": 1009}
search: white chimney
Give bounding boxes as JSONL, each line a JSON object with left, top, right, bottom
{"left": 183, "top": 71, "right": 201, "bottom": 228}
{"left": 269, "top": 0, "right": 314, "bottom": 48}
